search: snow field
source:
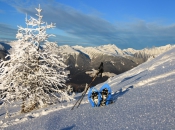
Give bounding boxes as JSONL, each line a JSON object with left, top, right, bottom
{"left": 1, "top": 47, "right": 175, "bottom": 129}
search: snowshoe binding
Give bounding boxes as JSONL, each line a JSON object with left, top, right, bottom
{"left": 100, "top": 88, "right": 108, "bottom": 106}
{"left": 99, "top": 83, "right": 112, "bottom": 106}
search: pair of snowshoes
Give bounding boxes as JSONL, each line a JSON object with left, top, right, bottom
{"left": 88, "top": 83, "right": 112, "bottom": 107}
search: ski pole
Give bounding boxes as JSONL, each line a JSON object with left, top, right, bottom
{"left": 76, "top": 85, "right": 90, "bottom": 108}
{"left": 71, "top": 90, "right": 86, "bottom": 110}
{"left": 76, "top": 75, "right": 97, "bottom": 108}
{"left": 71, "top": 74, "right": 98, "bottom": 110}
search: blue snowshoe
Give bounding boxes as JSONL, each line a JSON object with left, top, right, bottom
{"left": 88, "top": 83, "right": 112, "bottom": 107}
{"left": 99, "top": 83, "right": 112, "bottom": 106}
{"left": 88, "top": 87, "right": 102, "bottom": 107}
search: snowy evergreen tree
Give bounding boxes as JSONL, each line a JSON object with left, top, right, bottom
{"left": 0, "top": 5, "right": 72, "bottom": 113}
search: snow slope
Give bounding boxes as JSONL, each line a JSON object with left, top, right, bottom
{"left": 1, "top": 46, "right": 175, "bottom": 129}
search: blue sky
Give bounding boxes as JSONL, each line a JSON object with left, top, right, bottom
{"left": 0, "top": 0, "right": 175, "bottom": 49}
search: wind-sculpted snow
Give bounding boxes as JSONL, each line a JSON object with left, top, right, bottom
{"left": 1, "top": 46, "right": 175, "bottom": 129}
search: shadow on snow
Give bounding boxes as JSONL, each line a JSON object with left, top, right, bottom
{"left": 112, "top": 85, "right": 134, "bottom": 103}
{"left": 60, "top": 124, "right": 76, "bottom": 130}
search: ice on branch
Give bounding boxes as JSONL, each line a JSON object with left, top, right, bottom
{"left": 0, "top": 5, "right": 72, "bottom": 114}
{"left": 16, "top": 4, "right": 56, "bottom": 50}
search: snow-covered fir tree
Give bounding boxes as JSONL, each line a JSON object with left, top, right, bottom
{"left": 0, "top": 5, "right": 72, "bottom": 113}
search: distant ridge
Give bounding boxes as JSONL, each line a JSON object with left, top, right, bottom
{"left": 58, "top": 44, "right": 174, "bottom": 91}
{"left": 1, "top": 42, "right": 174, "bottom": 92}
{"left": 0, "top": 42, "right": 11, "bottom": 51}
{"left": 60, "top": 44, "right": 174, "bottom": 60}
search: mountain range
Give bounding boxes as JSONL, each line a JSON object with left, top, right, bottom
{"left": 58, "top": 44, "right": 174, "bottom": 91}
{"left": 0, "top": 42, "right": 174, "bottom": 91}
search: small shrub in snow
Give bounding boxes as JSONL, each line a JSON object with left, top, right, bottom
{"left": 66, "top": 85, "right": 74, "bottom": 95}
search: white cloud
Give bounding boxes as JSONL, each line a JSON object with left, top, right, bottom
{"left": 1, "top": 0, "right": 175, "bottom": 49}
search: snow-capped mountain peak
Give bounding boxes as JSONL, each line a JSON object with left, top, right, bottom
{"left": 62, "top": 44, "right": 175, "bottom": 60}
{"left": 59, "top": 45, "right": 79, "bottom": 55}
{"left": 72, "top": 44, "right": 127, "bottom": 59}
{"left": 95, "top": 44, "right": 125, "bottom": 56}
